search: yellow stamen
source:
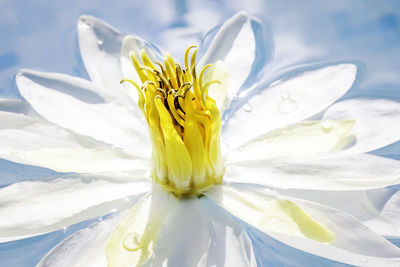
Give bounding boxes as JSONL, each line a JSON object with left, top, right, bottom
{"left": 123, "top": 47, "right": 224, "bottom": 197}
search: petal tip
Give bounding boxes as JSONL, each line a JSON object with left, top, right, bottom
{"left": 77, "top": 15, "right": 114, "bottom": 33}
{"left": 342, "top": 63, "right": 357, "bottom": 72}
{"left": 338, "top": 63, "right": 357, "bottom": 79}
{"left": 78, "top": 14, "right": 95, "bottom": 25}
{"left": 234, "top": 11, "right": 250, "bottom": 21}
{"left": 122, "top": 34, "right": 140, "bottom": 44}
{"left": 15, "top": 69, "right": 33, "bottom": 84}
{"left": 16, "top": 68, "right": 33, "bottom": 76}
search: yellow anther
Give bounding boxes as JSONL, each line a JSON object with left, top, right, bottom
{"left": 163, "top": 54, "right": 178, "bottom": 89}
{"left": 130, "top": 52, "right": 148, "bottom": 83}
{"left": 175, "top": 63, "right": 183, "bottom": 88}
{"left": 184, "top": 45, "right": 197, "bottom": 71}
{"left": 154, "top": 71, "right": 171, "bottom": 91}
{"left": 199, "top": 64, "right": 212, "bottom": 89}
{"left": 155, "top": 88, "right": 166, "bottom": 99}
{"left": 167, "top": 92, "right": 185, "bottom": 126}
{"left": 140, "top": 49, "right": 156, "bottom": 69}
{"left": 155, "top": 62, "right": 167, "bottom": 77}
{"left": 181, "top": 83, "right": 193, "bottom": 97}
{"left": 190, "top": 48, "right": 198, "bottom": 74}
{"left": 201, "top": 80, "right": 221, "bottom": 103}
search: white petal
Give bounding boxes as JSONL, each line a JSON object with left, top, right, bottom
{"left": 323, "top": 99, "right": 400, "bottom": 154}
{"left": 105, "top": 187, "right": 172, "bottom": 266}
{"left": 207, "top": 184, "right": 400, "bottom": 266}
{"left": 199, "top": 11, "right": 256, "bottom": 110}
{"left": 0, "top": 172, "right": 150, "bottom": 242}
{"left": 225, "top": 153, "right": 400, "bottom": 190}
{"left": 16, "top": 69, "right": 118, "bottom": 103}
{"left": 206, "top": 185, "right": 335, "bottom": 244}
{"left": 120, "top": 35, "right": 162, "bottom": 85}
{"left": 222, "top": 64, "right": 357, "bottom": 150}
{"left": 226, "top": 120, "right": 354, "bottom": 163}
{"left": 274, "top": 187, "right": 400, "bottom": 237}
{"left": 16, "top": 69, "right": 151, "bottom": 156}
{"left": 369, "top": 189, "right": 400, "bottom": 238}
{"left": 38, "top": 211, "right": 127, "bottom": 267}
{"left": 0, "top": 111, "right": 147, "bottom": 173}
{"left": 148, "top": 196, "right": 256, "bottom": 267}
{"left": 77, "top": 15, "right": 125, "bottom": 98}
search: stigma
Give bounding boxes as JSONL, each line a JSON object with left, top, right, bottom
{"left": 122, "top": 46, "right": 224, "bottom": 197}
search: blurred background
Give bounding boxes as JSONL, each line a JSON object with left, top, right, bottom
{"left": 0, "top": 0, "right": 400, "bottom": 266}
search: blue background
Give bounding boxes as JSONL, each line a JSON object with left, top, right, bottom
{"left": 1, "top": 0, "right": 400, "bottom": 266}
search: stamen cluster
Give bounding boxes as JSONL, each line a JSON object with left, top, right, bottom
{"left": 122, "top": 46, "right": 224, "bottom": 197}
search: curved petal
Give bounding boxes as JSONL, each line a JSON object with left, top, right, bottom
{"left": 199, "top": 12, "right": 256, "bottom": 110}
{"left": 206, "top": 184, "right": 400, "bottom": 266}
{"left": 16, "top": 68, "right": 117, "bottom": 104}
{"left": 224, "top": 153, "right": 400, "bottom": 190}
{"left": 323, "top": 99, "right": 400, "bottom": 154}
{"left": 273, "top": 187, "right": 400, "bottom": 237}
{"left": 38, "top": 211, "right": 127, "bottom": 267}
{"left": 0, "top": 111, "right": 148, "bottom": 173}
{"left": 0, "top": 172, "right": 150, "bottom": 242}
{"left": 16, "top": 69, "right": 151, "bottom": 156}
{"left": 106, "top": 187, "right": 171, "bottom": 266}
{"left": 77, "top": 15, "right": 125, "bottom": 98}
{"left": 148, "top": 196, "right": 256, "bottom": 267}
{"left": 222, "top": 64, "right": 357, "bottom": 150}
{"left": 370, "top": 189, "right": 400, "bottom": 238}
{"left": 207, "top": 185, "right": 335, "bottom": 244}
{"left": 225, "top": 119, "right": 354, "bottom": 163}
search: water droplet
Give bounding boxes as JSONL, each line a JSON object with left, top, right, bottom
{"left": 242, "top": 103, "right": 252, "bottom": 112}
{"left": 123, "top": 232, "right": 142, "bottom": 250}
{"left": 277, "top": 96, "right": 298, "bottom": 114}
{"left": 358, "top": 256, "right": 368, "bottom": 263}
{"left": 97, "top": 39, "right": 104, "bottom": 45}
{"left": 238, "top": 146, "right": 244, "bottom": 152}
{"left": 321, "top": 120, "right": 333, "bottom": 132}
{"left": 110, "top": 208, "right": 118, "bottom": 213}
{"left": 124, "top": 197, "right": 130, "bottom": 202}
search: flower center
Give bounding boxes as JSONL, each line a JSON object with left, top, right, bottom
{"left": 122, "top": 46, "right": 224, "bottom": 197}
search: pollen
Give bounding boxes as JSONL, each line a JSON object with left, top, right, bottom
{"left": 121, "top": 46, "right": 224, "bottom": 197}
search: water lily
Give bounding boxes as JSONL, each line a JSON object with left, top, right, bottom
{"left": 1, "top": 11, "right": 400, "bottom": 266}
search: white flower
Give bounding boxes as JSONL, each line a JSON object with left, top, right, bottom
{"left": 1, "top": 11, "right": 400, "bottom": 266}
